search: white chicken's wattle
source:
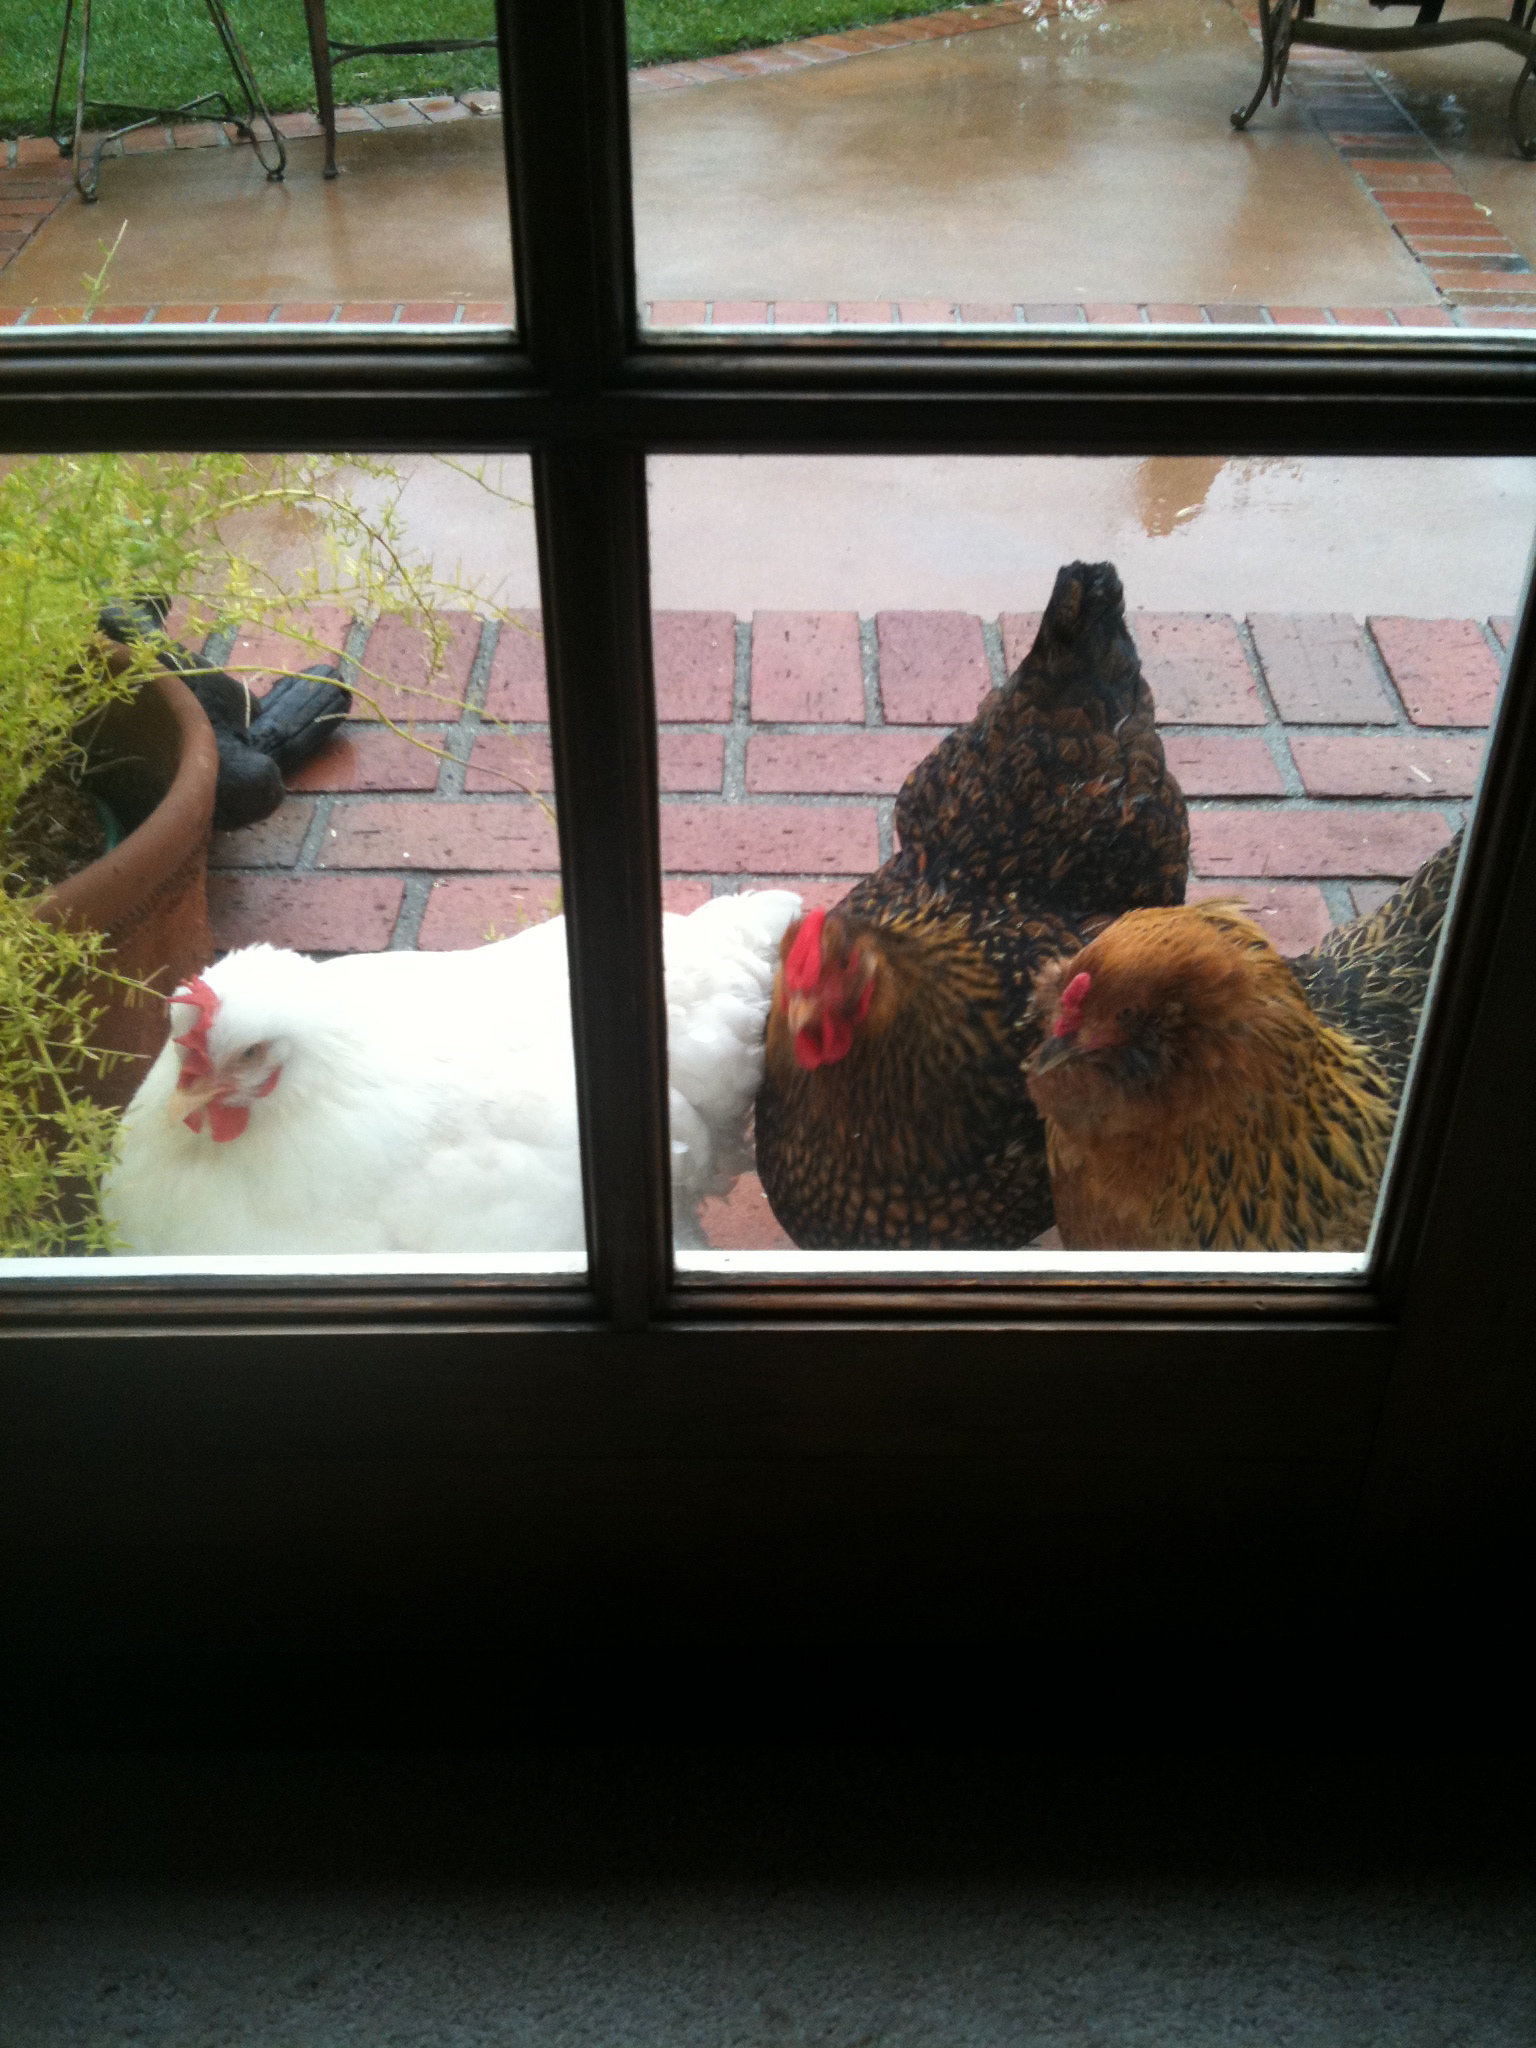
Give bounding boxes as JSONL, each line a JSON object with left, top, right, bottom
{"left": 103, "top": 892, "right": 800, "bottom": 1256}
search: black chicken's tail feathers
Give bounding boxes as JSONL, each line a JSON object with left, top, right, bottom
{"left": 1007, "top": 560, "right": 1145, "bottom": 730}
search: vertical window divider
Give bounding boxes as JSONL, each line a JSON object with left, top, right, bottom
{"left": 502, "top": 0, "right": 669, "bottom": 1325}
{"left": 536, "top": 443, "right": 672, "bottom": 1327}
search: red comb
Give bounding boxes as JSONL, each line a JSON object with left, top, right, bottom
{"left": 784, "top": 908, "right": 827, "bottom": 994}
{"left": 169, "top": 975, "right": 220, "bottom": 1083}
{"left": 1054, "top": 971, "right": 1092, "bottom": 1037}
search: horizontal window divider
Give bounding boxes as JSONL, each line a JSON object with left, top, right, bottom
{"left": 7, "top": 364, "right": 1536, "bottom": 458}
{"left": 0, "top": 1270, "right": 1390, "bottom": 1338}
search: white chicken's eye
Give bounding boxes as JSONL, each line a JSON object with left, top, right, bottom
{"left": 240, "top": 1041, "right": 270, "bottom": 1064}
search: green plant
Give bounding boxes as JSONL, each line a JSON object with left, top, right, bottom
{"left": 1, "top": 451, "right": 533, "bottom": 1255}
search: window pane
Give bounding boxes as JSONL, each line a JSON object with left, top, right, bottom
{"left": 1, "top": 9, "right": 511, "bottom": 334}
{"left": 630, "top": 0, "right": 1534, "bottom": 339}
{"left": 645, "top": 453, "right": 1529, "bottom": 1270}
{"left": 1, "top": 452, "right": 582, "bottom": 1275}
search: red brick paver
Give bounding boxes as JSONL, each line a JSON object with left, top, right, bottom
{"left": 1191, "top": 808, "right": 1453, "bottom": 879}
{"left": 1160, "top": 735, "right": 1285, "bottom": 797}
{"left": 208, "top": 875, "right": 404, "bottom": 952}
{"left": 1136, "top": 615, "right": 1266, "bottom": 724}
{"left": 750, "top": 612, "right": 863, "bottom": 721}
{"left": 353, "top": 611, "right": 481, "bottom": 721}
{"left": 654, "top": 611, "right": 736, "bottom": 719}
{"left": 876, "top": 611, "right": 991, "bottom": 723}
{"left": 1368, "top": 617, "right": 1504, "bottom": 726}
{"left": 209, "top": 801, "right": 317, "bottom": 870}
{"left": 747, "top": 729, "right": 943, "bottom": 794}
{"left": 660, "top": 803, "right": 879, "bottom": 873}
{"left": 1247, "top": 613, "right": 1396, "bottom": 723}
{"left": 417, "top": 877, "right": 562, "bottom": 949}
{"left": 284, "top": 725, "right": 446, "bottom": 793}
{"left": 1289, "top": 734, "right": 1484, "bottom": 799}
{"left": 320, "top": 800, "right": 560, "bottom": 870}
{"left": 483, "top": 613, "right": 549, "bottom": 721}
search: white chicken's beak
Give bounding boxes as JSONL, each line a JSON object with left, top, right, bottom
{"left": 173, "top": 1073, "right": 229, "bottom": 1118}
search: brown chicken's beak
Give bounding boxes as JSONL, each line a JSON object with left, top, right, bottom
{"left": 1031, "top": 1030, "right": 1081, "bottom": 1076}
{"left": 785, "top": 993, "right": 819, "bottom": 1038}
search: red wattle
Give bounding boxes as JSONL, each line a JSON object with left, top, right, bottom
{"left": 205, "top": 1095, "right": 250, "bottom": 1143}
{"left": 794, "top": 1027, "right": 825, "bottom": 1071}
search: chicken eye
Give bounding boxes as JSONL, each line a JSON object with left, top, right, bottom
{"left": 240, "top": 1041, "right": 270, "bottom": 1064}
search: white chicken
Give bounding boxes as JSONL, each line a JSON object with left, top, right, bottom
{"left": 103, "top": 891, "right": 800, "bottom": 1256}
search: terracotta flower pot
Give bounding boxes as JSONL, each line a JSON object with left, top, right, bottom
{"left": 37, "top": 659, "right": 219, "bottom": 1112}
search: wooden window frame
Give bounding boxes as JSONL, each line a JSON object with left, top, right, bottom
{"left": 2, "top": 0, "right": 1532, "bottom": 1712}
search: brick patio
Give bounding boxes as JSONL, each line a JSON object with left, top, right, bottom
{"left": 205, "top": 601, "right": 1497, "bottom": 958}
{"left": 199, "top": 600, "right": 1498, "bottom": 1245}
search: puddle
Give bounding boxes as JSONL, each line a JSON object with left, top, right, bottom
{"left": 1134, "top": 454, "right": 1228, "bottom": 536}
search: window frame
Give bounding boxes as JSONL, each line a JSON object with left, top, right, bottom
{"left": 2, "top": 0, "right": 1533, "bottom": 1669}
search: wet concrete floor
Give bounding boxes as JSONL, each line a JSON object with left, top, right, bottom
{"left": 631, "top": 0, "right": 1433, "bottom": 306}
{"left": 14, "top": 0, "right": 1532, "bottom": 314}
{"left": 324, "top": 453, "right": 1536, "bottom": 622}
{"left": 0, "top": 122, "right": 513, "bottom": 311}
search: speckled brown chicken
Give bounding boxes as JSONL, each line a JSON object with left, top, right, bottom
{"left": 1024, "top": 832, "right": 1462, "bottom": 1253}
{"left": 753, "top": 561, "right": 1190, "bottom": 1250}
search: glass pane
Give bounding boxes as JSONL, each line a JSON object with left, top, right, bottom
{"left": 2, "top": 7, "right": 511, "bottom": 334}
{"left": 646, "top": 453, "right": 1529, "bottom": 1270}
{"left": 630, "top": 0, "right": 1535, "bottom": 339}
{"left": 1, "top": 452, "right": 582, "bottom": 1275}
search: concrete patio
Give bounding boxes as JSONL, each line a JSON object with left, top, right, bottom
{"left": 6, "top": 0, "right": 1536, "bottom": 325}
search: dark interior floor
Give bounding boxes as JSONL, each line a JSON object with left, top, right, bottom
{"left": 2, "top": 1739, "right": 1531, "bottom": 2047}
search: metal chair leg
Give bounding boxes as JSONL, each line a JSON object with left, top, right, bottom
{"left": 202, "top": 0, "right": 287, "bottom": 181}
{"left": 302, "top": 0, "right": 340, "bottom": 179}
{"left": 50, "top": 0, "right": 287, "bottom": 202}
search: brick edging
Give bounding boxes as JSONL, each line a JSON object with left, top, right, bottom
{"left": 0, "top": 299, "right": 1503, "bottom": 329}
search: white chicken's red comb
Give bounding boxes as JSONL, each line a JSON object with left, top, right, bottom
{"left": 169, "top": 975, "right": 220, "bottom": 1082}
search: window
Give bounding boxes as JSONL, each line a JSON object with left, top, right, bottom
{"left": 2, "top": 0, "right": 1533, "bottom": 1692}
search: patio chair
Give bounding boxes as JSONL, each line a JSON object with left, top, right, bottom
{"left": 1233, "top": 0, "right": 1536, "bottom": 158}
{"left": 299, "top": 0, "right": 497, "bottom": 178}
{"left": 48, "top": 0, "right": 287, "bottom": 204}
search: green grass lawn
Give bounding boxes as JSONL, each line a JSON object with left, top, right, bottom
{"left": 0, "top": 0, "right": 966, "bottom": 138}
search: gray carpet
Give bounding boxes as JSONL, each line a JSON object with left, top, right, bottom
{"left": 2, "top": 1752, "right": 1530, "bottom": 2046}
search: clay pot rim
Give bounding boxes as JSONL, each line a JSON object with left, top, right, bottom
{"left": 37, "top": 664, "right": 220, "bottom": 938}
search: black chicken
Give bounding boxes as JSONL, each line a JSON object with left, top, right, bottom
{"left": 754, "top": 561, "right": 1191, "bottom": 1250}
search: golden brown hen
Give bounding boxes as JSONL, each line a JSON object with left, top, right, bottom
{"left": 754, "top": 561, "right": 1190, "bottom": 1249}
{"left": 1024, "top": 834, "right": 1461, "bottom": 1252}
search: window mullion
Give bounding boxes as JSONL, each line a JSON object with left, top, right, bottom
{"left": 500, "top": 0, "right": 637, "bottom": 387}
{"left": 536, "top": 443, "right": 671, "bottom": 1327}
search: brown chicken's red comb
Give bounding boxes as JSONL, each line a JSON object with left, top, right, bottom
{"left": 784, "top": 908, "right": 827, "bottom": 993}
{"left": 169, "top": 975, "right": 220, "bottom": 1083}
{"left": 1054, "top": 971, "right": 1092, "bottom": 1037}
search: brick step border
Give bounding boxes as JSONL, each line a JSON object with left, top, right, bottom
{"left": 2, "top": 299, "right": 1515, "bottom": 329}
{"left": 201, "top": 603, "right": 1503, "bottom": 966}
